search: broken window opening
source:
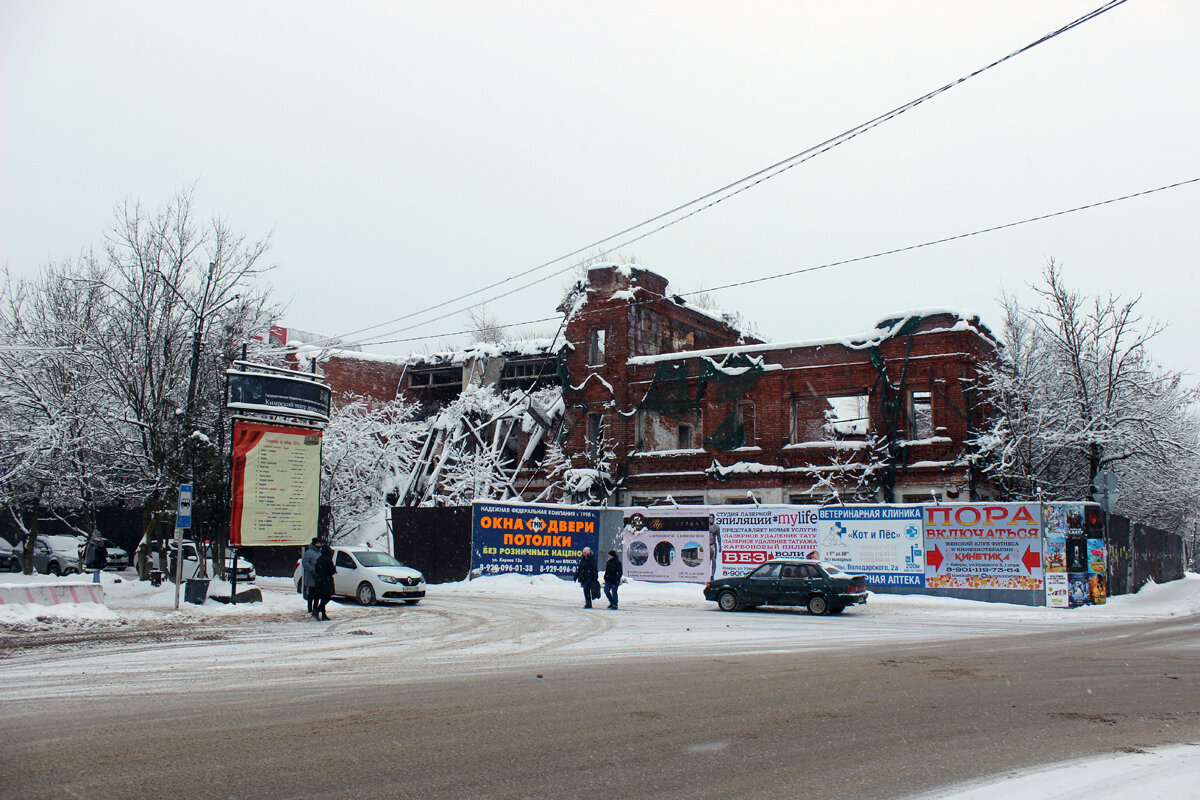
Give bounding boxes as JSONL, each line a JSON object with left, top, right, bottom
{"left": 908, "top": 391, "right": 933, "bottom": 438}
{"left": 588, "top": 329, "right": 606, "bottom": 366}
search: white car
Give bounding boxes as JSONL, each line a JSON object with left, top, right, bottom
{"left": 176, "top": 540, "right": 256, "bottom": 582}
{"left": 293, "top": 546, "right": 426, "bottom": 606}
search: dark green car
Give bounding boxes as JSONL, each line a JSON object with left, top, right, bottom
{"left": 703, "top": 559, "right": 868, "bottom": 615}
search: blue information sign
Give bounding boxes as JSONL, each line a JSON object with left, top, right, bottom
{"left": 176, "top": 484, "right": 193, "bottom": 529}
{"left": 471, "top": 502, "right": 600, "bottom": 578}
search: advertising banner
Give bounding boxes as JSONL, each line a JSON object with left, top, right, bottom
{"left": 1045, "top": 536, "right": 1069, "bottom": 608}
{"left": 230, "top": 421, "right": 322, "bottom": 546}
{"left": 1087, "top": 538, "right": 1107, "bottom": 604}
{"left": 923, "top": 503, "right": 1043, "bottom": 591}
{"left": 818, "top": 506, "right": 925, "bottom": 587}
{"left": 711, "top": 506, "right": 820, "bottom": 579}
{"left": 621, "top": 509, "right": 712, "bottom": 583}
{"left": 1068, "top": 572, "right": 1090, "bottom": 607}
{"left": 226, "top": 369, "right": 332, "bottom": 422}
{"left": 471, "top": 502, "right": 599, "bottom": 578}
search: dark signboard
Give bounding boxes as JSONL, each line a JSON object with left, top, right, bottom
{"left": 471, "top": 502, "right": 600, "bottom": 578}
{"left": 226, "top": 369, "right": 331, "bottom": 422}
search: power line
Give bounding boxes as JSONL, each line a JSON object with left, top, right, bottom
{"left": 334, "top": 176, "right": 1197, "bottom": 349}
{"left": 309, "top": 0, "right": 1131, "bottom": 351}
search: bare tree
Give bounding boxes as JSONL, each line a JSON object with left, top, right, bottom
{"left": 321, "top": 397, "right": 422, "bottom": 542}
{"left": 466, "top": 304, "right": 507, "bottom": 345}
{"left": 974, "top": 261, "right": 1200, "bottom": 531}
{"left": 0, "top": 189, "right": 280, "bottom": 575}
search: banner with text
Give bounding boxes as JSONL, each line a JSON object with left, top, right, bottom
{"left": 230, "top": 421, "right": 322, "bottom": 546}
{"left": 711, "top": 506, "right": 821, "bottom": 579}
{"left": 923, "top": 503, "right": 1044, "bottom": 591}
{"left": 818, "top": 506, "right": 925, "bottom": 587}
{"left": 471, "top": 502, "right": 600, "bottom": 578}
{"left": 621, "top": 509, "right": 712, "bottom": 582}
{"left": 1045, "top": 535, "right": 1069, "bottom": 608}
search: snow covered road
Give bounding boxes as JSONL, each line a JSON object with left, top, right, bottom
{"left": 2, "top": 573, "right": 1199, "bottom": 799}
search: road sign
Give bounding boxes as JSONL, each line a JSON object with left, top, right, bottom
{"left": 1093, "top": 470, "right": 1118, "bottom": 492}
{"left": 176, "top": 484, "right": 193, "bottom": 529}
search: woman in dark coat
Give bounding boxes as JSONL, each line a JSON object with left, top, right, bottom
{"left": 573, "top": 547, "right": 599, "bottom": 609}
{"left": 313, "top": 544, "right": 337, "bottom": 620}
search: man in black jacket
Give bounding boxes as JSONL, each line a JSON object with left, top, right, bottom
{"left": 603, "top": 549, "right": 623, "bottom": 610}
{"left": 573, "top": 547, "right": 598, "bottom": 609}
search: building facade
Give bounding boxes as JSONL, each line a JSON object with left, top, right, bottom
{"left": 554, "top": 265, "right": 1000, "bottom": 505}
{"left": 302, "top": 263, "right": 1001, "bottom": 506}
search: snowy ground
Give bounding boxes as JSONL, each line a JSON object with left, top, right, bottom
{"left": 2, "top": 570, "right": 1198, "bottom": 798}
{"left": 4, "top": 568, "right": 1199, "bottom": 626}
{"left": 905, "top": 742, "right": 1200, "bottom": 799}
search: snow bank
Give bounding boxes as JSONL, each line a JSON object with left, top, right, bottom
{"left": 911, "top": 743, "right": 1200, "bottom": 800}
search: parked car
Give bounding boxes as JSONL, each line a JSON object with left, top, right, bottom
{"left": 23, "top": 534, "right": 84, "bottom": 576}
{"left": 100, "top": 538, "right": 130, "bottom": 570}
{"left": 175, "top": 540, "right": 256, "bottom": 583}
{"left": 703, "top": 559, "right": 869, "bottom": 615}
{"left": 293, "top": 546, "right": 426, "bottom": 606}
{"left": 0, "top": 539, "right": 20, "bottom": 572}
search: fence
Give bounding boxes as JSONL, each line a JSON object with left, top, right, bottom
{"left": 1105, "top": 513, "right": 1186, "bottom": 595}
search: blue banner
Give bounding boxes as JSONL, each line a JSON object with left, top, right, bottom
{"left": 818, "top": 505, "right": 926, "bottom": 588}
{"left": 471, "top": 502, "right": 601, "bottom": 578}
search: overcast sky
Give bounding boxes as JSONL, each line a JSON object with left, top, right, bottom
{"left": 2, "top": 1, "right": 1197, "bottom": 376}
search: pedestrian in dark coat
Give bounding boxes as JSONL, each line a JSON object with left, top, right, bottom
{"left": 301, "top": 538, "right": 321, "bottom": 614}
{"left": 603, "top": 549, "right": 623, "bottom": 610}
{"left": 573, "top": 547, "right": 599, "bottom": 609}
{"left": 313, "top": 544, "right": 337, "bottom": 620}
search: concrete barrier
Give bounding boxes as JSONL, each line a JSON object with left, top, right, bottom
{"left": 0, "top": 582, "right": 107, "bottom": 606}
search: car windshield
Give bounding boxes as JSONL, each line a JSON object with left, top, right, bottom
{"left": 353, "top": 551, "right": 404, "bottom": 569}
{"left": 820, "top": 562, "right": 843, "bottom": 575}
{"left": 44, "top": 536, "right": 82, "bottom": 551}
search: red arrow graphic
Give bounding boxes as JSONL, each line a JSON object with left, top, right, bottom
{"left": 1022, "top": 546, "right": 1041, "bottom": 573}
{"left": 927, "top": 544, "right": 944, "bottom": 571}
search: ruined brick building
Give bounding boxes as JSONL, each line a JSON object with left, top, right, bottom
{"left": 303, "top": 264, "right": 1002, "bottom": 506}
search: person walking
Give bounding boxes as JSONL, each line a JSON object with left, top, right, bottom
{"left": 603, "top": 549, "right": 623, "bottom": 610}
{"left": 82, "top": 531, "right": 108, "bottom": 572}
{"left": 312, "top": 543, "right": 337, "bottom": 620}
{"left": 573, "top": 546, "right": 599, "bottom": 609}
{"left": 301, "top": 538, "right": 321, "bottom": 616}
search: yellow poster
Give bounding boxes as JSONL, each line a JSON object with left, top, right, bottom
{"left": 231, "top": 422, "right": 321, "bottom": 546}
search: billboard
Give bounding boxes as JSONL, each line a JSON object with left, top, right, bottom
{"left": 230, "top": 421, "right": 322, "bottom": 546}
{"left": 471, "top": 502, "right": 600, "bottom": 578}
{"left": 226, "top": 369, "right": 332, "bottom": 422}
{"left": 621, "top": 509, "right": 712, "bottom": 583}
{"left": 711, "top": 506, "right": 820, "bottom": 579}
{"left": 923, "top": 503, "right": 1044, "bottom": 591}
{"left": 818, "top": 505, "right": 925, "bottom": 587}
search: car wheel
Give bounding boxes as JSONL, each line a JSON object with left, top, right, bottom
{"left": 357, "top": 582, "right": 377, "bottom": 606}
{"left": 48, "top": 562, "right": 61, "bottom": 576}
{"left": 8, "top": 560, "right": 20, "bottom": 573}
{"left": 717, "top": 590, "right": 742, "bottom": 612}
{"left": 807, "top": 594, "right": 829, "bottom": 615}
{"left": 404, "top": 598, "right": 420, "bottom": 605}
